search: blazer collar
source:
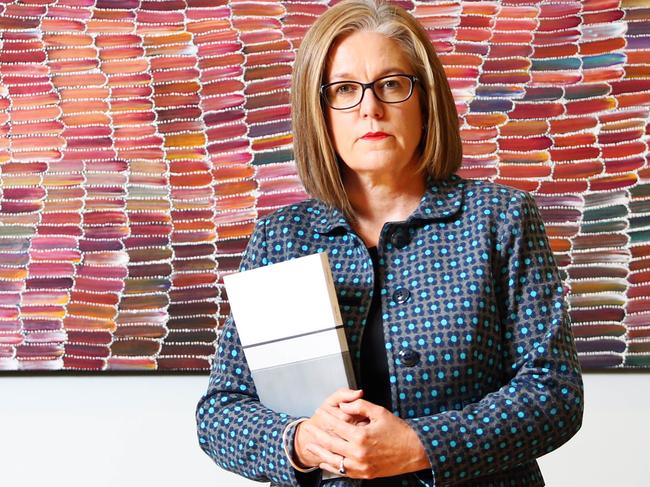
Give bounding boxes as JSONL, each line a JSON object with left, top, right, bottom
{"left": 313, "top": 173, "right": 465, "bottom": 234}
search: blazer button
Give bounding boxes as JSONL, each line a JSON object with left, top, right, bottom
{"left": 390, "top": 227, "right": 410, "bottom": 249}
{"left": 393, "top": 288, "right": 411, "bottom": 304}
{"left": 399, "top": 348, "right": 420, "bottom": 367}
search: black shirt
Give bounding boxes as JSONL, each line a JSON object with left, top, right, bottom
{"left": 360, "top": 246, "right": 392, "bottom": 410}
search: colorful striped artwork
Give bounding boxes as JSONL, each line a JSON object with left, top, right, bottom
{"left": 0, "top": 0, "right": 648, "bottom": 371}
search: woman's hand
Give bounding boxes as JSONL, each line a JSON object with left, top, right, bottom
{"left": 302, "top": 398, "right": 431, "bottom": 479}
{"left": 293, "top": 388, "right": 367, "bottom": 469}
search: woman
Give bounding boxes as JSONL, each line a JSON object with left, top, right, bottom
{"left": 196, "top": 1, "right": 584, "bottom": 486}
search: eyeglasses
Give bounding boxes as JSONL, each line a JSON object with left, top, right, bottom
{"left": 320, "top": 74, "right": 418, "bottom": 110}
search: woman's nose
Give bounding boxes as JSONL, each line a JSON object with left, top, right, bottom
{"left": 359, "top": 86, "right": 384, "bottom": 118}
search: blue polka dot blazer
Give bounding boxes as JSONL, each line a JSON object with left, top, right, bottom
{"left": 196, "top": 174, "right": 584, "bottom": 487}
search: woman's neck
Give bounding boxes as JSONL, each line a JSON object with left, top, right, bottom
{"left": 344, "top": 170, "right": 426, "bottom": 223}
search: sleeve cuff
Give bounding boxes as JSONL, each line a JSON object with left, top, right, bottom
{"left": 282, "top": 418, "right": 323, "bottom": 486}
{"left": 282, "top": 418, "right": 318, "bottom": 473}
{"left": 405, "top": 417, "right": 437, "bottom": 483}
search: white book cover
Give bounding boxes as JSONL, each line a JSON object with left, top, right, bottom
{"left": 223, "top": 252, "right": 356, "bottom": 418}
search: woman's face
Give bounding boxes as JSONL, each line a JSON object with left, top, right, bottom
{"left": 323, "top": 31, "right": 424, "bottom": 181}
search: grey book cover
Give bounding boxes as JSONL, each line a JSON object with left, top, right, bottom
{"left": 223, "top": 252, "right": 356, "bottom": 417}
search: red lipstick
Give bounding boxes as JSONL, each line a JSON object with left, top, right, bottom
{"left": 361, "top": 131, "right": 390, "bottom": 140}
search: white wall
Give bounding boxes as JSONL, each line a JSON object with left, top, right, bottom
{"left": 0, "top": 373, "right": 647, "bottom": 487}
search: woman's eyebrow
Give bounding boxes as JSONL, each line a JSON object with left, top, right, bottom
{"left": 329, "top": 67, "right": 408, "bottom": 81}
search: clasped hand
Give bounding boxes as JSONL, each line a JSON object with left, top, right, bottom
{"left": 293, "top": 388, "right": 430, "bottom": 479}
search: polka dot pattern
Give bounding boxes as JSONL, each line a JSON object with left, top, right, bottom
{"left": 196, "top": 174, "right": 584, "bottom": 487}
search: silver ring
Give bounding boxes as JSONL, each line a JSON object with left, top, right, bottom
{"left": 338, "top": 455, "right": 346, "bottom": 475}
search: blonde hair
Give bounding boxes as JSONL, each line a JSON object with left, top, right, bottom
{"left": 291, "top": 0, "right": 462, "bottom": 220}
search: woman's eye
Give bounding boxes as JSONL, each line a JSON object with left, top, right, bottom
{"left": 381, "top": 79, "right": 399, "bottom": 89}
{"left": 336, "top": 84, "right": 356, "bottom": 94}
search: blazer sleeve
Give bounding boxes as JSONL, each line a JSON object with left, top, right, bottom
{"left": 404, "top": 190, "right": 584, "bottom": 486}
{"left": 195, "top": 218, "right": 321, "bottom": 487}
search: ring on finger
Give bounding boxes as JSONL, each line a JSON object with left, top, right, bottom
{"left": 338, "top": 455, "right": 346, "bottom": 475}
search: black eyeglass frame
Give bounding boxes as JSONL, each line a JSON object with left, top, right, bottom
{"left": 320, "top": 74, "right": 419, "bottom": 110}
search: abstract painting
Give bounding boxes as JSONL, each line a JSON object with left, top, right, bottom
{"left": 0, "top": 0, "right": 648, "bottom": 371}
